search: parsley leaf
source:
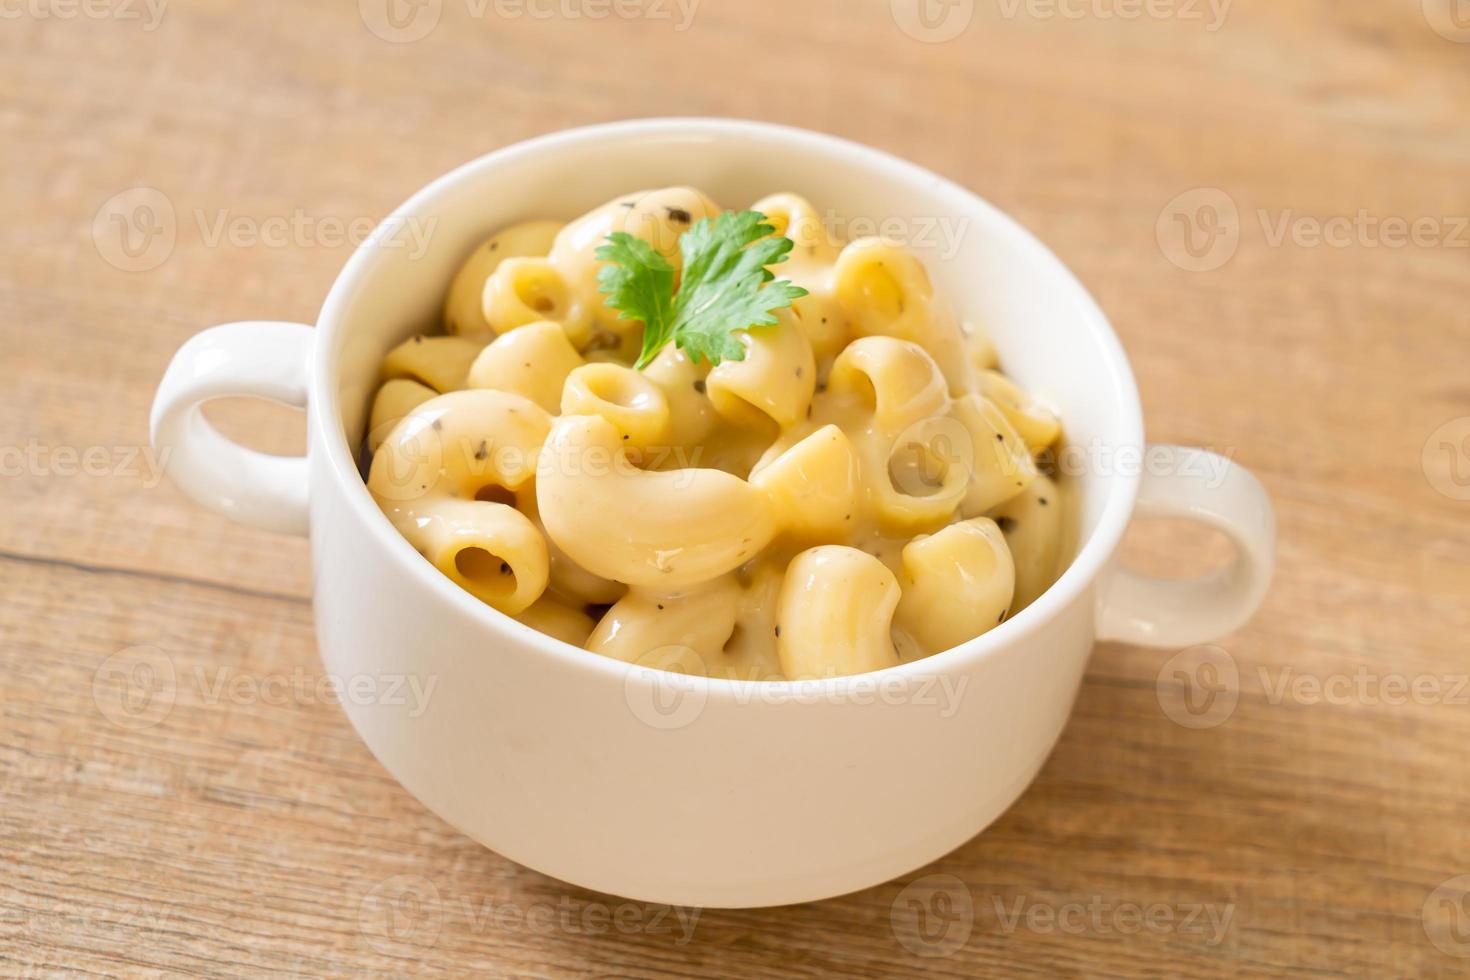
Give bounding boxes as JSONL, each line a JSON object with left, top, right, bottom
{"left": 596, "top": 210, "right": 808, "bottom": 370}
{"left": 593, "top": 233, "right": 675, "bottom": 359}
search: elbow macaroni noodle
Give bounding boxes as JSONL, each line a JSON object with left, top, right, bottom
{"left": 365, "top": 188, "right": 1068, "bottom": 680}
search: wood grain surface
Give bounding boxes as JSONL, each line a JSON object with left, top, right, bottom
{"left": 4, "top": 0, "right": 1470, "bottom": 975}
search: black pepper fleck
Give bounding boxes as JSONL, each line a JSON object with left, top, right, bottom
{"left": 499, "top": 562, "right": 510, "bottom": 575}
{"left": 666, "top": 206, "right": 692, "bottom": 224}
{"left": 1038, "top": 497, "right": 1049, "bottom": 506}
{"left": 474, "top": 441, "right": 488, "bottom": 460}
{"left": 693, "top": 379, "right": 706, "bottom": 394}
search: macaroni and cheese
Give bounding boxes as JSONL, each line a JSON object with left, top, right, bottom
{"left": 365, "top": 188, "right": 1066, "bottom": 680}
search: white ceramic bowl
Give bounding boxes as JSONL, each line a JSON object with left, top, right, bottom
{"left": 150, "top": 119, "right": 1275, "bottom": 908}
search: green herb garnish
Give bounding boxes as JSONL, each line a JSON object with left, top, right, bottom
{"left": 595, "top": 210, "right": 808, "bottom": 370}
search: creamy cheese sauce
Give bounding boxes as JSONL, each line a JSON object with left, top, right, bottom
{"left": 366, "top": 188, "right": 1067, "bottom": 680}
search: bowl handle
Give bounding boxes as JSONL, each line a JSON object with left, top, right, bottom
{"left": 149, "top": 321, "right": 314, "bottom": 536}
{"left": 1096, "top": 446, "right": 1275, "bottom": 647}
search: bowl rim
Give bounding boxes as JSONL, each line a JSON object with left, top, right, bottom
{"left": 311, "top": 116, "right": 1145, "bottom": 698}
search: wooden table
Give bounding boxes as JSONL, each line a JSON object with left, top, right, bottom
{"left": 4, "top": 1, "right": 1469, "bottom": 975}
